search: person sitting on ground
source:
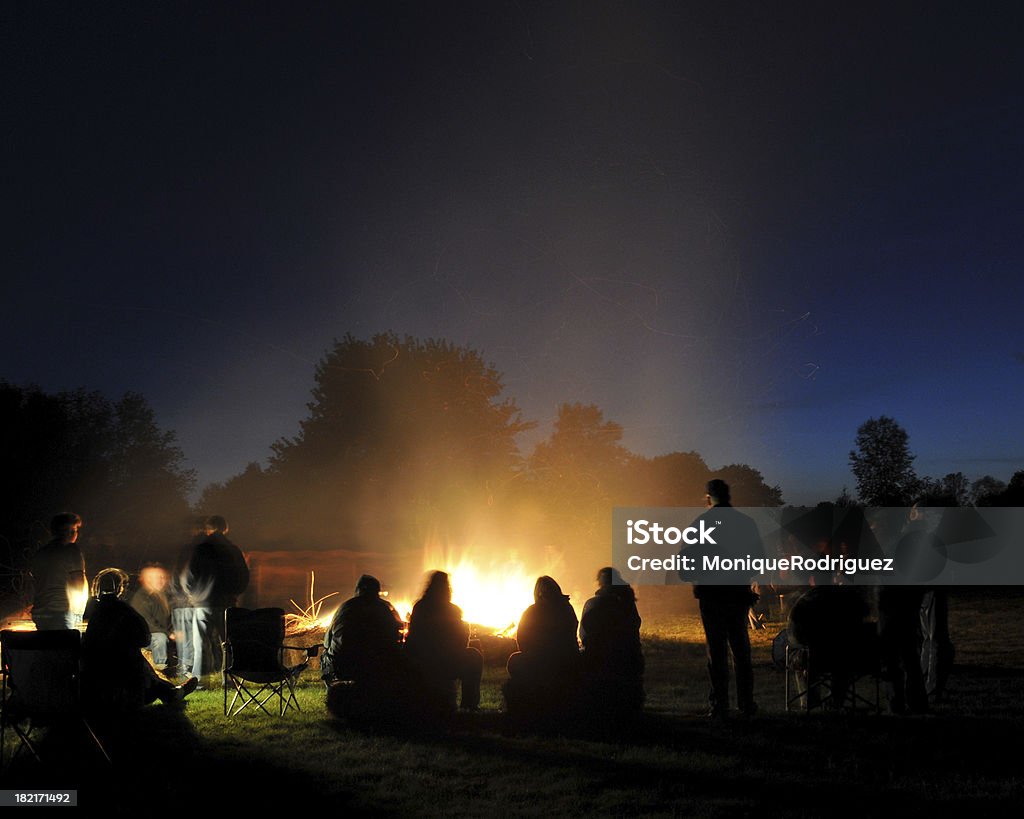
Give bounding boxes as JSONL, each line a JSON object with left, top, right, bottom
{"left": 322, "top": 574, "right": 404, "bottom": 686}
{"left": 81, "top": 569, "right": 198, "bottom": 715}
{"left": 129, "top": 563, "right": 173, "bottom": 671}
{"left": 505, "top": 576, "right": 580, "bottom": 718}
{"left": 579, "top": 567, "right": 644, "bottom": 713}
{"left": 405, "top": 571, "right": 483, "bottom": 713}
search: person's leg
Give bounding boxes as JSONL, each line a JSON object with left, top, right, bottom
{"left": 191, "top": 607, "right": 210, "bottom": 679}
{"left": 919, "top": 591, "right": 938, "bottom": 694}
{"left": 458, "top": 647, "right": 483, "bottom": 709}
{"left": 727, "top": 603, "right": 755, "bottom": 714}
{"left": 699, "top": 600, "right": 730, "bottom": 715}
{"left": 207, "top": 607, "right": 226, "bottom": 676}
{"left": 149, "top": 632, "right": 169, "bottom": 668}
{"left": 172, "top": 607, "right": 194, "bottom": 673}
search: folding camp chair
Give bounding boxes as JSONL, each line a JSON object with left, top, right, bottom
{"left": 222, "top": 608, "right": 318, "bottom": 717}
{"left": 782, "top": 623, "right": 881, "bottom": 713}
{"left": 1, "top": 629, "right": 110, "bottom": 769}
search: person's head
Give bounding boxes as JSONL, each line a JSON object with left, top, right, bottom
{"left": 596, "top": 566, "right": 625, "bottom": 588}
{"left": 533, "top": 575, "right": 563, "bottom": 603}
{"left": 596, "top": 566, "right": 635, "bottom": 600}
{"left": 139, "top": 563, "right": 169, "bottom": 594}
{"left": 205, "top": 515, "right": 229, "bottom": 536}
{"left": 50, "top": 513, "right": 82, "bottom": 544}
{"left": 705, "top": 479, "right": 731, "bottom": 507}
{"left": 355, "top": 574, "right": 382, "bottom": 597}
{"left": 422, "top": 570, "right": 452, "bottom": 603}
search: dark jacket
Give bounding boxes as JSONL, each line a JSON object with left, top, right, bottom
{"left": 129, "top": 587, "right": 172, "bottom": 635}
{"left": 579, "top": 586, "right": 644, "bottom": 676}
{"left": 680, "top": 503, "right": 763, "bottom": 604}
{"left": 81, "top": 595, "right": 153, "bottom": 710}
{"left": 516, "top": 595, "right": 579, "bottom": 670}
{"left": 188, "top": 533, "right": 249, "bottom": 608}
{"left": 323, "top": 593, "right": 404, "bottom": 680}
{"left": 405, "top": 597, "right": 469, "bottom": 671}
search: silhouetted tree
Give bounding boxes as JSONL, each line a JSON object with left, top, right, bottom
{"left": 970, "top": 475, "right": 1007, "bottom": 507}
{"left": 630, "top": 451, "right": 712, "bottom": 506}
{"left": 1002, "top": 470, "right": 1024, "bottom": 506}
{"left": 711, "top": 464, "right": 784, "bottom": 506}
{"left": 252, "top": 333, "right": 532, "bottom": 548}
{"left": 917, "top": 472, "right": 970, "bottom": 506}
{"left": 0, "top": 383, "right": 194, "bottom": 585}
{"left": 528, "top": 403, "right": 634, "bottom": 540}
{"left": 834, "top": 487, "right": 858, "bottom": 507}
{"left": 849, "top": 416, "right": 918, "bottom": 505}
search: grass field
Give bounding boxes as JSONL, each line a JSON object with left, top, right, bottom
{"left": 3, "top": 589, "right": 1023, "bottom": 816}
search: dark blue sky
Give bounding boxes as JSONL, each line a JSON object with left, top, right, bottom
{"left": 4, "top": 2, "right": 1023, "bottom": 504}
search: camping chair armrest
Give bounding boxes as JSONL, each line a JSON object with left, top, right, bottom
{"left": 282, "top": 644, "right": 320, "bottom": 658}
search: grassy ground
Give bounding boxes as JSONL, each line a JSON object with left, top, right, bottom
{"left": 3, "top": 589, "right": 1023, "bottom": 816}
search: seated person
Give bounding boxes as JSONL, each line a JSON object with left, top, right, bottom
{"left": 578, "top": 567, "right": 644, "bottom": 713}
{"left": 505, "top": 576, "right": 579, "bottom": 718}
{"left": 787, "top": 584, "right": 870, "bottom": 709}
{"left": 82, "top": 570, "right": 198, "bottom": 715}
{"left": 405, "top": 571, "right": 483, "bottom": 713}
{"left": 322, "top": 574, "right": 404, "bottom": 685}
{"left": 128, "top": 563, "right": 173, "bottom": 671}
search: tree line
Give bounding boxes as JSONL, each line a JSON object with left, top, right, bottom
{"left": 3, "top": 334, "right": 1018, "bottom": 590}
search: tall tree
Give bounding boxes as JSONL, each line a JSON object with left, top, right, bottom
{"left": 970, "top": 475, "right": 1007, "bottom": 507}
{"left": 0, "top": 383, "right": 194, "bottom": 581}
{"left": 711, "top": 464, "right": 784, "bottom": 506}
{"left": 261, "top": 333, "right": 532, "bottom": 548}
{"left": 849, "top": 416, "right": 918, "bottom": 505}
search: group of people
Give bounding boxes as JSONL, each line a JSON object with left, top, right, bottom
{"left": 783, "top": 501, "right": 955, "bottom": 715}
{"left": 321, "top": 566, "right": 645, "bottom": 724}
{"left": 27, "top": 477, "right": 953, "bottom": 724}
{"left": 28, "top": 512, "right": 249, "bottom": 715}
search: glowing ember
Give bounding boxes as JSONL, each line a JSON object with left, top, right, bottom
{"left": 285, "top": 571, "right": 339, "bottom": 634}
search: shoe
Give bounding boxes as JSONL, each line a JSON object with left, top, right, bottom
{"left": 705, "top": 708, "right": 728, "bottom": 720}
{"left": 178, "top": 676, "right": 199, "bottom": 699}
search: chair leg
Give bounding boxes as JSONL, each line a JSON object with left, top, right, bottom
{"left": 81, "top": 719, "right": 111, "bottom": 764}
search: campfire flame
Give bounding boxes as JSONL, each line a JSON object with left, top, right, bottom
{"left": 300, "top": 542, "right": 572, "bottom": 638}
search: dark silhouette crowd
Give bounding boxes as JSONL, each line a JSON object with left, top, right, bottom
{"left": 17, "top": 480, "right": 959, "bottom": 737}
{"left": 322, "top": 566, "right": 644, "bottom": 730}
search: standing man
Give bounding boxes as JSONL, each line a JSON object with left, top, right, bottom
{"left": 30, "top": 513, "right": 88, "bottom": 630}
{"left": 188, "top": 515, "right": 249, "bottom": 681}
{"left": 680, "top": 480, "right": 763, "bottom": 718}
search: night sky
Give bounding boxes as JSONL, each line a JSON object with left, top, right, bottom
{"left": 4, "top": 2, "right": 1023, "bottom": 505}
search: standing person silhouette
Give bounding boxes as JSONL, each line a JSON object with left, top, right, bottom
{"left": 188, "top": 515, "right": 249, "bottom": 683}
{"left": 30, "top": 513, "right": 88, "bottom": 631}
{"left": 680, "top": 480, "right": 763, "bottom": 718}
